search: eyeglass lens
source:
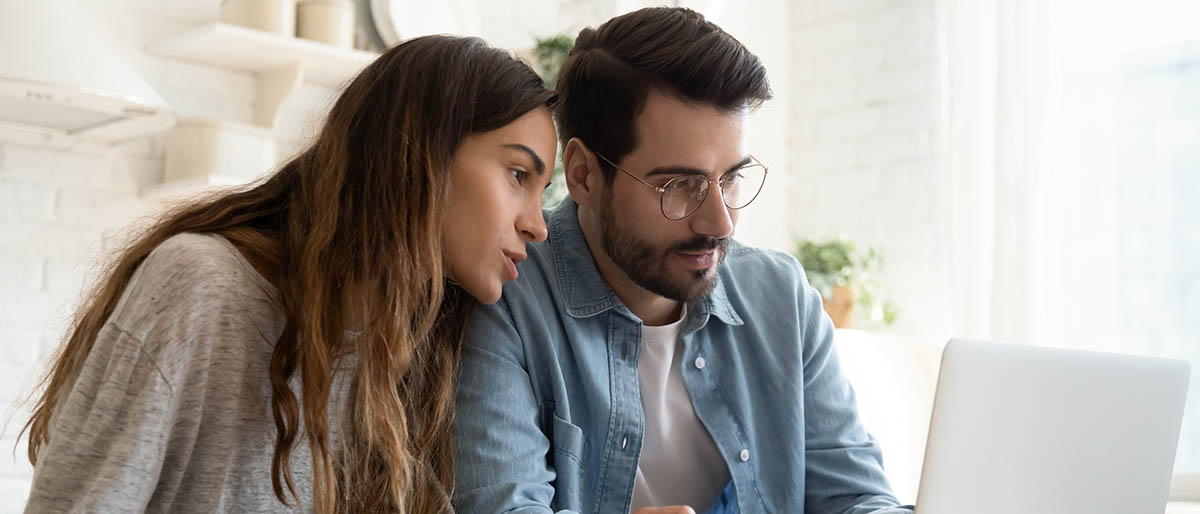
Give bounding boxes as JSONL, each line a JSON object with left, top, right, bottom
{"left": 660, "top": 163, "right": 767, "bottom": 220}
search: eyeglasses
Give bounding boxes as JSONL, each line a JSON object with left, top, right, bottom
{"left": 595, "top": 151, "right": 769, "bottom": 221}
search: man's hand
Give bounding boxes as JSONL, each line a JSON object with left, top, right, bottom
{"left": 632, "top": 507, "right": 697, "bottom": 514}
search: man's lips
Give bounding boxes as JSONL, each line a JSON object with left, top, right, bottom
{"left": 674, "top": 248, "right": 719, "bottom": 270}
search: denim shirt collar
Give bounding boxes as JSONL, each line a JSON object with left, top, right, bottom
{"left": 547, "top": 198, "right": 744, "bottom": 328}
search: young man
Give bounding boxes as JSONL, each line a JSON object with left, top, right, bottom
{"left": 453, "top": 7, "right": 912, "bottom": 514}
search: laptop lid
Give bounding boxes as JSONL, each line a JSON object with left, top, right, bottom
{"left": 914, "top": 339, "right": 1191, "bottom": 514}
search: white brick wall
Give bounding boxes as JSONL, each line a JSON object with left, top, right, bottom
{"left": 789, "top": 0, "right": 948, "bottom": 337}
{"left": 0, "top": 143, "right": 161, "bottom": 508}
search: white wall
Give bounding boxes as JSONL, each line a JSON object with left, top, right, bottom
{"left": 0, "top": 133, "right": 158, "bottom": 512}
{"left": 702, "top": 0, "right": 795, "bottom": 253}
{"left": 787, "top": 0, "right": 946, "bottom": 336}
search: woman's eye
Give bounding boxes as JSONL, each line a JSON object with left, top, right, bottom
{"left": 510, "top": 168, "right": 529, "bottom": 183}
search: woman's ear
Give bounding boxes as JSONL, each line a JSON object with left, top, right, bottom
{"left": 563, "top": 138, "right": 602, "bottom": 209}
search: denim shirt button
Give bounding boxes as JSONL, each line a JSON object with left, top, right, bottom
{"left": 739, "top": 449, "right": 750, "bottom": 462}
{"left": 694, "top": 356, "right": 706, "bottom": 369}
{"left": 621, "top": 436, "right": 628, "bottom": 449}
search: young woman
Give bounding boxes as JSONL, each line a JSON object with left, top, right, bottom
{"left": 21, "top": 35, "right": 556, "bottom": 514}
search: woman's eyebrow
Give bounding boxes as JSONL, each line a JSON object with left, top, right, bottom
{"left": 501, "top": 144, "right": 546, "bottom": 175}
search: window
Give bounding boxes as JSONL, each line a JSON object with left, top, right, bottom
{"left": 1049, "top": 0, "right": 1200, "bottom": 494}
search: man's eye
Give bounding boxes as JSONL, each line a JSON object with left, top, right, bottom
{"left": 664, "top": 179, "right": 692, "bottom": 192}
{"left": 510, "top": 168, "right": 529, "bottom": 183}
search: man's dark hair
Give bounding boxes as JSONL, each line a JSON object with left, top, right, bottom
{"left": 554, "top": 7, "right": 772, "bottom": 181}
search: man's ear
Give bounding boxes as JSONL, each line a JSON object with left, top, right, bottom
{"left": 563, "top": 138, "right": 604, "bottom": 209}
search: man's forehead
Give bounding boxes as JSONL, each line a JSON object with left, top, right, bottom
{"left": 635, "top": 93, "right": 748, "bottom": 131}
{"left": 628, "top": 95, "right": 750, "bottom": 171}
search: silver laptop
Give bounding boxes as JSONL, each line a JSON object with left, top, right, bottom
{"left": 915, "top": 339, "right": 1191, "bottom": 514}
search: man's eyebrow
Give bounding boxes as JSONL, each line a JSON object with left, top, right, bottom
{"left": 644, "top": 156, "right": 753, "bottom": 178}
{"left": 501, "top": 144, "right": 546, "bottom": 175}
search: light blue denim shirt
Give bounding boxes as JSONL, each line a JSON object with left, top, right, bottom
{"left": 453, "top": 198, "right": 912, "bottom": 514}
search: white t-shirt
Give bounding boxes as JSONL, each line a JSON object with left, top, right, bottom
{"left": 631, "top": 306, "right": 731, "bottom": 511}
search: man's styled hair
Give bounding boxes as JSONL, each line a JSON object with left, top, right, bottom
{"left": 554, "top": 7, "right": 772, "bottom": 181}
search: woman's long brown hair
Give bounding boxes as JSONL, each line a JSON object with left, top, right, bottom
{"left": 21, "top": 35, "right": 555, "bottom": 513}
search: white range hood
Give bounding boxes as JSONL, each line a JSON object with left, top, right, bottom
{"left": 0, "top": 0, "right": 175, "bottom": 143}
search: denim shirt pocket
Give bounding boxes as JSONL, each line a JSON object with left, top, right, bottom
{"left": 548, "top": 409, "right": 587, "bottom": 510}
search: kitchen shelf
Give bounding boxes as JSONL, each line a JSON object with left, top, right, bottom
{"left": 143, "top": 23, "right": 379, "bottom": 199}
{"left": 147, "top": 22, "right": 378, "bottom": 88}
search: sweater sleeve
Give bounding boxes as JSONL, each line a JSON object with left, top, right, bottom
{"left": 24, "top": 322, "right": 180, "bottom": 514}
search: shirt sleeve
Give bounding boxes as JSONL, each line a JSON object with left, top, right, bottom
{"left": 795, "top": 263, "right": 915, "bottom": 514}
{"left": 451, "top": 297, "right": 580, "bottom": 514}
{"left": 24, "top": 323, "right": 179, "bottom": 514}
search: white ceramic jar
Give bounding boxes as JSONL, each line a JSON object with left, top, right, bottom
{"left": 219, "top": 0, "right": 296, "bottom": 36}
{"left": 296, "top": 0, "right": 355, "bottom": 48}
{"left": 164, "top": 118, "right": 276, "bottom": 183}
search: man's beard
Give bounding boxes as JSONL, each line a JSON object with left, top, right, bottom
{"left": 598, "top": 197, "right": 729, "bottom": 303}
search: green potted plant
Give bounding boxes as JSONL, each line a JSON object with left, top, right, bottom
{"left": 532, "top": 34, "right": 574, "bottom": 89}
{"left": 531, "top": 34, "right": 574, "bottom": 207}
{"left": 792, "top": 237, "right": 898, "bottom": 329}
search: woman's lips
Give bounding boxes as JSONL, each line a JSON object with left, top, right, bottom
{"left": 502, "top": 251, "right": 526, "bottom": 280}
